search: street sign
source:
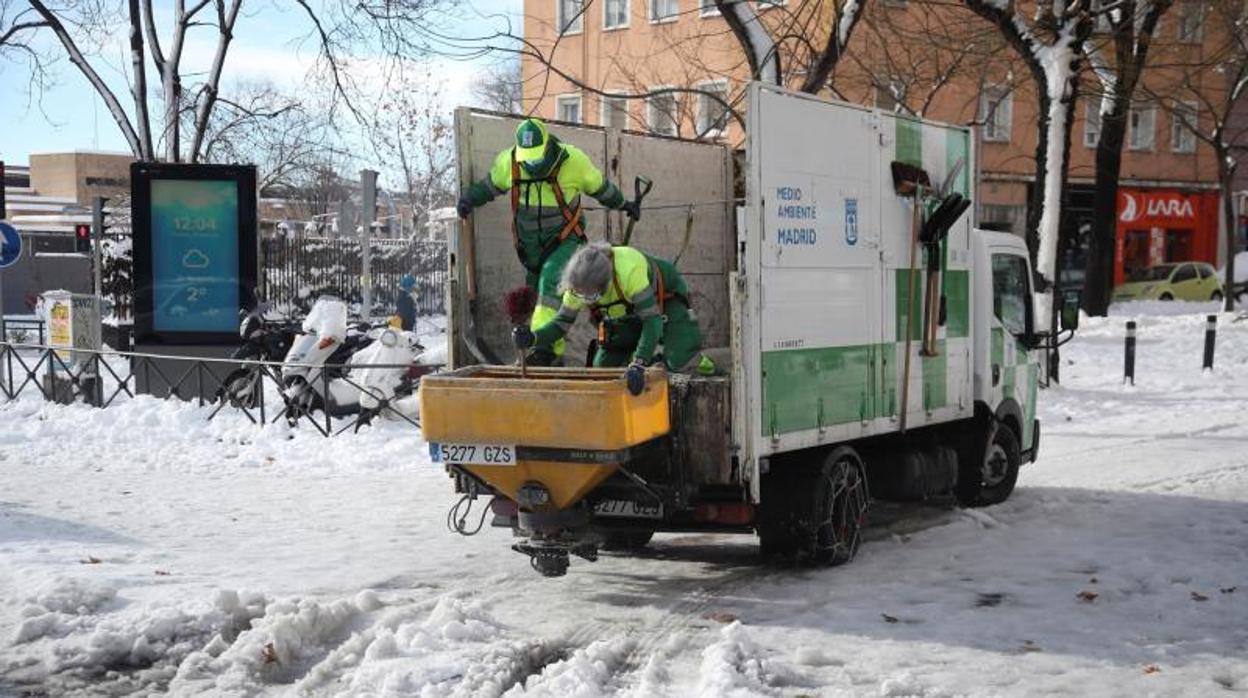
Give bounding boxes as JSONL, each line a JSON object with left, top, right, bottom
{"left": 0, "top": 220, "right": 21, "bottom": 269}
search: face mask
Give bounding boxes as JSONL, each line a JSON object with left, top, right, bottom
{"left": 521, "top": 141, "right": 559, "bottom": 177}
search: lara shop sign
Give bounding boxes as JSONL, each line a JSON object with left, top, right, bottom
{"left": 1118, "top": 189, "right": 1198, "bottom": 225}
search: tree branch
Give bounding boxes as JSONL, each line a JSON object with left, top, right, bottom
{"left": 26, "top": 0, "right": 142, "bottom": 157}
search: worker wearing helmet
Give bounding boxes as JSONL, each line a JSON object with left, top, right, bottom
{"left": 395, "top": 273, "right": 418, "bottom": 331}
{"left": 526, "top": 241, "right": 702, "bottom": 394}
{"left": 457, "top": 118, "right": 639, "bottom": 365}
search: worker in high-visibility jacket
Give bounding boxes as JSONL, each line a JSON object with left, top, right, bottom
{"left": 526, "top": 242, "right": 704, "bottom": 394}
{"left": 457, "top": 118, "right": 638, "bottom": 365}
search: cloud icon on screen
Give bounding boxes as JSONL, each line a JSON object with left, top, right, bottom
{"left": 182, "top": 249, "right": 211, "bottom": 269}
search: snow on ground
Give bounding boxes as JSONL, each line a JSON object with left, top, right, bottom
{"left": 2, "top": 310, "right": 1247, "bottom": 696}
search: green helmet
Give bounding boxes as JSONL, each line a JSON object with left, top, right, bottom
{"left": 515, "top": 118, "right": 550, "bottom": 164}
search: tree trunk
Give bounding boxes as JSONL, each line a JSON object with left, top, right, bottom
{"left": 1026, "top": 90, "right": 1050, "bottom": 268}
{"left": 128, "top": 0, "right": 154, "bottom": 160}
{"left": 1084, "top": 102, "right": 1129, "bottom": 315}
{"left": 1221, "top": 152, "right": 1238, "bottom": 312}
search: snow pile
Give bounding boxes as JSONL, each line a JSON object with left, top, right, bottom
{"left": 506, "top": 636, "right": 633, "bottom": 697}
{"left": 696, "top": 622, "right": 775, "bottom": 697}
{"left": 1107, "top": 299, "right": 1223, "bottom": 316}
{"left": 2, "top": 309, "right": 1247, "bottom": 696}
{"left": 4, "top": 587, "right": 265, "bottom": 696}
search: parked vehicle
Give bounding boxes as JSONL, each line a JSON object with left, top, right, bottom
{"left": 281, "top": 296, "right": 427, "bottom": 424}
{"left": 421, "top": 85, "right": 1076, "bottom": 577}
{"left": 216, "top": 303, "right": 299, "bottom": 409}
{"left": 1113, "top": 262, "right": 1223, "bottom": 302}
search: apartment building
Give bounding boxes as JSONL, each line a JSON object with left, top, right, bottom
{"left": 521, "top": 0, "right": 1232, "bottom": 284}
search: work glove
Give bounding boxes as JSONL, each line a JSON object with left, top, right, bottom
{"left": 620, "top": 200, "right": 641, "bottom": 222}
{"left": 512, "top": 326, "right": 535, "bottom": 351}
{"left": 456, "top": 196, "right": 473, "bottom": 219}
{"left": 625, "top": 361, "right": 646, "bottom": 396}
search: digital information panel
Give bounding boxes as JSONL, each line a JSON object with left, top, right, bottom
{"left": 132, "top": 163, "right": 257, "bottom": 343}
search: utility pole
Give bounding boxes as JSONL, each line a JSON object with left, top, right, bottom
{"left": 92, "top": 196, "right": 108, "bottom": 298}
{"left": 360, "top": 169, "right": 378, "bottom": 321}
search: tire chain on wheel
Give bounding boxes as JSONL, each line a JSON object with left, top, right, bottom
{"left": 812, "top": 458, "right": 870, "bottom": 565}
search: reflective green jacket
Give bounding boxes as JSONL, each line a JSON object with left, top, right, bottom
{"left": 464, "top": 139, "right": 626, "bottom": 270}
{"left": 534, "top": 246, "right": 688, "bottom": 364}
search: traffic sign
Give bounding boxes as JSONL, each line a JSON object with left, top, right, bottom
{"left": 0, "top": 221, "right": 21, "bottom": 269}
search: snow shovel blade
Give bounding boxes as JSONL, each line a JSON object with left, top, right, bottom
{"left": 621, "top": 175, "right": 654, "bottom": 246}
{"left": 920, "top": 193, "right": 970, "bottom": 244}
{"left": 891, "top": 161, "right": 931, "bottom": 197}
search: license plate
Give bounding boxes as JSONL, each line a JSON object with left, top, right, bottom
{"left": 593, "top": 499, "right": 663, "bottom": 519}
{"left": 431, "top": 442, "right": 517, "bottom": 466}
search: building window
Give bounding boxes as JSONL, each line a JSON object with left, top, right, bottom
{"left": 648, "top": 89, "right": 679, "bottom": 136}
{"left": 696, "top": 81, "right": 730, "bottom": 138}
{"left": 650, "top": 0, "right": 678, "bottom": 21}
{"left": 557, "top": 94, "right": 583, "bottom": 124}
{"left": 1084, "top": 94, "right": 1104, "bottom": 148}
{"left": 604, "top": 0, "right": 629, "bottom": 29}
{"left": 602, "top": 93, "right": 629, "bottom": 129}
{"left": 1176, "top": 2, "right": 1203, "bottom": 42}
{"left": 558, "top": 0, "right": 585, "bottom": 34}
{"left": 1171, "top": 101, "right": 1197, "bottom": 153}
{"left": 1128, "top": 103, "right": 1155, "bottom": 151}
{"left": 979, "top": 86, "right": 1012, "bottom": 143}
{"left": 699, "top": 0, "right": 720, "bottom": 17}
{"left": 979, "top": 204, "right": 1025, "bottom": 236}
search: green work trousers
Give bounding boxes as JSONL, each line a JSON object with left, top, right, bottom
{"left": 593, "top": 299, "right": 702, "bottom": 370}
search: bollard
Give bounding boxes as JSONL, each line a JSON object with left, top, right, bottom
{"left": 1124, "top": 320, "right": 1136, "bottom": 385}
{"left": 1203, "top": 314, "right": 1217, "bottom": 371}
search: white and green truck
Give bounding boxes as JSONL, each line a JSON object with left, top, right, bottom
{"left": 425, "top": 83, "right": 1076, "bottom": 576}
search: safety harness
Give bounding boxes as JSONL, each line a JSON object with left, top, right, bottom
{"left": 510, "top": 148, "right": 586, "bottom": 275}
{"left": 589, "top": 258, "right": 688, "bottom": 345}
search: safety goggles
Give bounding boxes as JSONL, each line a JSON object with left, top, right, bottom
{"left": 573, "top": 288, "right": 603, "bottom": 304}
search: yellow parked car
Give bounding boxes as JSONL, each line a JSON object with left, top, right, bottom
{"left": 1113, "top": 262, "right": 1224, "bottom": 302}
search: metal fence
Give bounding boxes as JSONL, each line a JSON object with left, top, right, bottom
{"left": 0, "top": 341, "right": 433, "bottom": 437}
{"left": 95, "top": 235, "right": 447, "bottom": 329}
{"left": 261, "top": 237, "right": 447, "bottom": 318}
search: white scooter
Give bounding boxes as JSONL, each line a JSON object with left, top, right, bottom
{"left": 281, "top": 296, "right": 425, "bottom": 425}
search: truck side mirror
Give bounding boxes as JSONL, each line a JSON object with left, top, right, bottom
{"left": 1060, "top": 291, "right": 1081, "bottom": 331}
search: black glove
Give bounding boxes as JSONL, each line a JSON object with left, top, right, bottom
{"left": 625, "top": 362, "right": 646, "bottom": 396}
{"left": 512, "top": 326, "right": 535, "bottom": 350}
{"left": 620, "top": 200, "right": 641, "bottom": 222}
{"left": 456, "top": 196, "right": 473, "bottom": 219}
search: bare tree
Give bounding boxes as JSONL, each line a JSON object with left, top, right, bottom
{"left": 369, "top": 62, "right": 455, "bottom": 238}
{"left": 9, "top": 0, "right": 447, "bottom": 163}
{"left": 963, "top": 0, "right": 1094, "bottom": 326}
{"left": 839, "top": 1, "right": 1010, "bottom": 119}
{"left": 1079, "top": 0, "right": 1176, "bottom": 316}
{"left": 473, "top": 57, "right": 522, "bottom": 113}
{"left": 1143, "top": 0, "right": 1248, "bottom": 310}
{"left": 0, "top": 0, "right": 54, "bottom": 103}
{"left": 198, "top": 81, "right": 343, "bottom": 192}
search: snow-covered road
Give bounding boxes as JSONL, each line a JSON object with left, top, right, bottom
{"left": 2, "top": 311, "right": 1247, "bottom": 696}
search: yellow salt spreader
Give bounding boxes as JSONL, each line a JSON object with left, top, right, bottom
{"left": 420, "top": 365, "right": 676, "bottom": 576}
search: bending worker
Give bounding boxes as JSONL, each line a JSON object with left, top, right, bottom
{"left": 527, "top": 242, "right": 703, "bottom": 394}
{"left": 457, "top": 118, "right": 638, "bottom": 365}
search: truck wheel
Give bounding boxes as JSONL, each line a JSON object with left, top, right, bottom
{"left": 1211, "top": 290, "right": 1223, "bottom": 302}
{"left": 758, "top": 447, "right": 869, "bottom": 566}
{"left": 601, "top": 530, "right": 654, "bottom": 550}
{"left": 956, "top": 422, "right": 1020, "bottom": 507}
{"left": 1159, "top": 292, "right": 1173, "bottom": 301}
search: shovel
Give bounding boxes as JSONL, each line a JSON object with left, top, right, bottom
{"left": 621, "top": 175, "right": 654, "bottom": 246}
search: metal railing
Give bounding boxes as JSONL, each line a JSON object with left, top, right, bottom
{"left": 0, "top": 341, "right": 436, "bottom": 437}
{"left": 261, "top": 237, "right": 448, "bottom": 317}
